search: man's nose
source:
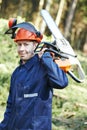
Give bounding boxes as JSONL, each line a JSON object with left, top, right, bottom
{"left": 20, "top": 44, "right": 25, "bottom": 50}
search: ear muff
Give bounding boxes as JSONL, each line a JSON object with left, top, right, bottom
{"left": 36, "top": 31, "right": 41, "bottom": 37}
{"left": 5, "top": 18, "right": 17, "bottom": 39}
{"left": 8, "top": 18, "right": 17, "bottom": 28}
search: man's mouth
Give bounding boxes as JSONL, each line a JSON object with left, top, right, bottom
{"left": 19, "top": 53, "right": 26, "bottom": 57}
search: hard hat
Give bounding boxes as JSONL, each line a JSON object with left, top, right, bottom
{"left": 14, "top": 28, "right": 43, "bottom": 43}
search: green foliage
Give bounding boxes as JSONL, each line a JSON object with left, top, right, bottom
{"left": 52, "top": 65, "right": 87, "bottom": 130}
{"left": 52, "top": 77, "right": 87, "bottom": 130}
{"left": 0, "top": 19, "right": 19, "bottom": 119}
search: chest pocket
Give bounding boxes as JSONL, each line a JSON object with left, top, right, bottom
{"left": 23, "top": 82, "right": 39, "bottom": 99}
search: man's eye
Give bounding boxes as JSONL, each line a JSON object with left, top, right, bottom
{"left": 24, "top": 43, "right": 29, "bottom": 46}
{"left": 18, "top": 43, "right": 21, "bottom": 46}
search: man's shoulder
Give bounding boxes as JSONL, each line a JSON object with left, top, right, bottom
{"left": 11, "top": 66, "right": 20, "bottom": 78}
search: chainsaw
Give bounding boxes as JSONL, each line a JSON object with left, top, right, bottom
{"left": 39, "top": 9, "right": 85, "bottom": 83}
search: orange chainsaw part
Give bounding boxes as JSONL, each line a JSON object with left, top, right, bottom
{"left": 54, "top": 58, "right": 71, "bottom": 72}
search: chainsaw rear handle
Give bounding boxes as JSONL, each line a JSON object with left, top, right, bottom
{"left": 67, "top": 70, "right": 84, "bottom": 83}
{"left": 54, "top": 58, "right": 85, "bottom": 83}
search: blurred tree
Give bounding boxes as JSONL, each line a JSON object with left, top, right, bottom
{"left": 64, "top": 0, "right": 78, "bottom": 41}
{"left": 35, "top": 0, "right": 45, "bottom": 29}
{"left": 70, "top": 0, "right": 87, "bottom": 50}
{"left": 40, "top": 0, "right": 53, "bottom": 34}
{"left": 0, "top": 0, "right": 8, "bottom": 17}
{"left": 55, "top": 0, "right": 65, "bottom": 26}
{"left": 25, "top": 0, "right": 40, "bottom": 21}
{"left": 18, "top": 0, "right": 24, "bottom": 16}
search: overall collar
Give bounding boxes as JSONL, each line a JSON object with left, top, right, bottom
{"left": 19, "top": 54, "right": 39, "bottom": 70}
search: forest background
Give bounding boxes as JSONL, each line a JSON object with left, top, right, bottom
{"left": 0, "top": 0, "right": 87, "bottom": 130}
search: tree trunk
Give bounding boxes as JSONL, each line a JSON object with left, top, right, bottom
{"left": 18, "top": 0, "right": 24, "bottom": 16}
{"left": 0, "top": 0, "right": 8, "bottom": 17}
{"left": 40, "top": 0, "right": 53, "bottom": 34}
{"left": 55, "top": 0, "right": 65, "bottom": 26}
{"left": 35, "top": 0, "right": 45, "bottom": 29}
{"left": 64, "top": 0, "right": 78, "bottom": 40}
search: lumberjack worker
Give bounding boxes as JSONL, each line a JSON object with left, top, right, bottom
{"left": 0, "top": 21, "right": 68, "bottom": 130}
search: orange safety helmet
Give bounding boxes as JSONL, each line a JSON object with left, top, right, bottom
{"left": 14, "top": 28, "right": 43, "bottom": 43}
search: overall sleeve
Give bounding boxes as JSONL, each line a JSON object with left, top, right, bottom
{"left": 41, "top": 52, "right": 68, "bottom": 89}
{"left": 0, "top": 75, "right": 13, "bottom": 130}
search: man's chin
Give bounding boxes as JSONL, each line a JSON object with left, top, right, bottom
{"left": 20, "top": 57, "right": 31, "bottom": 61}
{"left": 20, "top": 54, "right": 34, "bottom": 61}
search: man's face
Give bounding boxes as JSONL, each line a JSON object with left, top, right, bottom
{"left": 16, "top": 41, "right": 38, "bottom": 62}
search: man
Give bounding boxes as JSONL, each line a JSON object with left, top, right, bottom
{"left": 0, "top": 22, "right": 68, "bottom": 130}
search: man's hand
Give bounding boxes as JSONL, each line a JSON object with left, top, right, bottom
{"left": 38, "top": 48, "right": 48, "bottom": 58}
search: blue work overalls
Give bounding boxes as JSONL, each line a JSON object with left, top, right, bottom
{"left": 0, "top": 52, "right": 68, "bottom": 130}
